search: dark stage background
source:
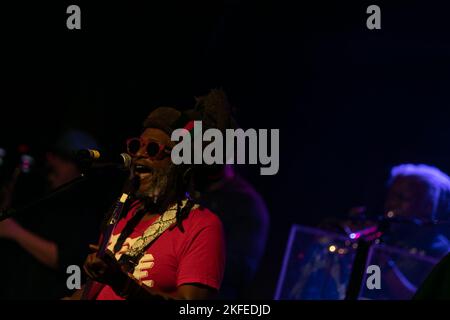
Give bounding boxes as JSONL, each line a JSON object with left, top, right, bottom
{"left": 2, "top": 0, "right": 450, "bottom": 298}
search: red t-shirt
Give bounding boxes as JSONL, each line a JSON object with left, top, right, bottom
{"left": 93, "top": 202, "right": 225, "bottom": 300}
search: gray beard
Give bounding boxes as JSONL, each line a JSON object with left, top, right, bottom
{"left": 135, "top": 164, "right": 178, "bottom": 206}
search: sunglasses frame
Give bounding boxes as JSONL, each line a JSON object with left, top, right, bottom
{"left": 126, "top": 137, "right": 172, "bottom": 160}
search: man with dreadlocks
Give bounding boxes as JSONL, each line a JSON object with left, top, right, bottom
{"left": 70, "top": 90, "right": 231, "bottom": 300}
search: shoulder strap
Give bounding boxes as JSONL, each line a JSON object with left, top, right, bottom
{"left": 119, "top": 200, "right": 198, "bottom": 272}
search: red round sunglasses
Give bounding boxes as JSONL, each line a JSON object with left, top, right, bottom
{"left": 126, "top": 137, "right": 172, "bottom": 159}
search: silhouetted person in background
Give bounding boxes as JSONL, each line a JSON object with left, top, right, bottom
{"left": 0, "top": 129, "right": 109, "bottom": 299}
{"left": 200, "top": 164, "right": 269, "bottom": 299}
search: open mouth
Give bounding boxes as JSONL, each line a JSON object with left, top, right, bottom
{"left": 134, "top": 164, "right": 154, "bottom": 175}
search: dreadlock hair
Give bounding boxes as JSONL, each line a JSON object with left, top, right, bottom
{"left": 173, "top": 88, "right": 237, "bottom": 229}
{"left": 167, "top": 163, "right": 196, "bottom": 233}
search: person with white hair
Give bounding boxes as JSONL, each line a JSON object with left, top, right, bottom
{"left": 385, "top": 164, "right": 450, "bottom": 224}
{"left": 370, "top": 164, "right": 450, "bottom": 299}
{"left": 380, "top": 164, "right": 450, "bottom": 300}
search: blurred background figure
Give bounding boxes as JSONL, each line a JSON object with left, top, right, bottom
{"left": 0, "top": 129, "right": 114, "bottom": 299}
{"left": 199, "top": 164, "right": 270, "bottom": 299}
{"left": 282, "top": 163, "right": 450, "bottom": 300}
{"left": 326, "top": 163, "right": 450, "bottom": 258}
{"left": 0, "top": 144, "right": 37, "bottom": 212}
{"left": 365, "top": 164, "right": 450, "bottom": 299}
{"left": 382, "top": 164, "right": 450, "bottom": 257}
{"left": 352, "top": 164, "right": 450, "bottom": 299}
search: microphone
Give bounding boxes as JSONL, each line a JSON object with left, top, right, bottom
{"left": 76, "top": 149, "right": 132, "bottom": 170}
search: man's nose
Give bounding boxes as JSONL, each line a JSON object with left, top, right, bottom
{"left": 135, "top": 144, "right": 147, "bottom": 158}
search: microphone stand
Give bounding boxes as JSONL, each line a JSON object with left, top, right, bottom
{"left": 0, "top": 159, "right": 132, "bottom": 222}
{"left": 344, "top": 214, "right": 443, "bottom": 300}
{"left": 345, "top": 214, "right": 404, "bottom": 300}
{"left": 81, "top": 173, "right": 139, "bottom": 300}
{"left": 344, "top": 234, "right": 379, "bottom": 300}
{"left": 0, "top": 160, "right": 136, "bottom": 299}
{"left": 0, "top": 174, "right": 88, "bottom": 222}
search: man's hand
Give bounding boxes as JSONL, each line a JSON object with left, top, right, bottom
{"left": 83, "top": 245, "right": 218, "bottom": 300}
{"left": 83, "top": 245, "right": 128, "bottom": 291}
{"left": 0, "top": 218, "right": 21, "bottom": 240}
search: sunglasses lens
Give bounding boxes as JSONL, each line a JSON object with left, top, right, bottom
{"left": 146, "top": 142, "right": 161, "bottom": 157}
{"left": 127, "top": 139, "right": 141, "bottom": 155}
